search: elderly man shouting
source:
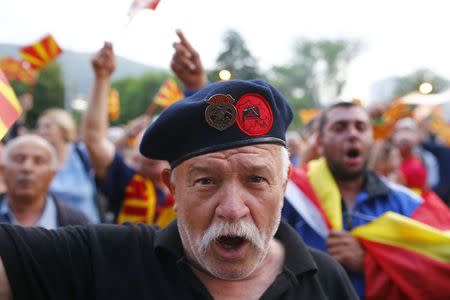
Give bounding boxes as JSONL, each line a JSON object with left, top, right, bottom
{"left": 0, "top": 75, "right": 356, "bottom": 299}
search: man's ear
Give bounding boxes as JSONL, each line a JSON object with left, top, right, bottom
{"left": 161, "top": 168, "right": 175, "bottom": 194}
{"left": 315, "top": 134, "right": 324, "bottom": 156}
{"left": 282, "top": 165, "right": 292, "bottom": 193}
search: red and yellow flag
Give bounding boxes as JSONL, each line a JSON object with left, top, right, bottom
{"left": 153, "top": 79, "right": 184, "bottom": 109}
{"left": 0, "top": 57, "right": 37, "bottom": 85}
{"left": 108, "top": 88, "right": 120, "bottom": 121}
{"left": 20, "top": 34, "right": 62, "bottom": 71}
{"left": 0, "top": 70, "right": 22, "bottom": 140}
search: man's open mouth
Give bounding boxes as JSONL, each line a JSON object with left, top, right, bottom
{"left": 346, "top": 148, "right": 361, "bottom": 159}
{"left": 216, "top": 235, "right": 246, "bottom": 249}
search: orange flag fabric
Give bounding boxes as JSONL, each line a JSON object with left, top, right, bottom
{"left": 0, "top": 57, "right": 37, "bottom": 85}
{"left": 298, "top": 108, "right": 320, "bottom": 126}
{"left": 153, "top": 79, "right": 184, "bottom": 109}
{"left": 20, "top": 34, "right": 62, "bottom": 71}
{"left": 0, "top": 70, "right": 22, "bottom": 140}
{"left": 108, "top": 88, "right": 120, "bottom": 121}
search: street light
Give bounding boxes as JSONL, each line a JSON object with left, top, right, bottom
{"left": 219, "top": 69, "right": 232, "bottom": 81}
{"left": 419, "top": 82, "right": 433, "bottom": 94}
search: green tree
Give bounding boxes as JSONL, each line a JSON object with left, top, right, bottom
{"left": 112, "top": 71, "right": 172, "bottom": 124}
{"left": 269, "top": 38, "right": 361, "bottom": 128}
{"left": 24, "top": 62, "right": 65, "bottom": 128}
{"left": 392, "top": 69, "right": 449, "bottom": 98}
{"left": 209, "top": 30, "right": 262, "bottom": 81}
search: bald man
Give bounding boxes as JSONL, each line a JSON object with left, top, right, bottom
{"left": 0, "top": 135, "right": 89, "bottom": 228}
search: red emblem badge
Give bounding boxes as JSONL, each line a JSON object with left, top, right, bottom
{"left": 235, "top": 93, "right": 273, "bottom": 136}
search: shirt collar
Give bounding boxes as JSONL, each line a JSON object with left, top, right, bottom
{"left": 0, "top": 194, "right": 57, "bottom": 229}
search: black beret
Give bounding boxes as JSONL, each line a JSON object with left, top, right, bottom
{"left": 140, "top": 79, "right": 293, "bottom": 168}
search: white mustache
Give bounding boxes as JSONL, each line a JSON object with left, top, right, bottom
{"left": 198, "top": 220, "right": 264, "bottom": 254}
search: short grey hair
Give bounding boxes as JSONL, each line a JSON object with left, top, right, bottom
{"left": 1, "top": 134, "right": 58, "bottom": 170}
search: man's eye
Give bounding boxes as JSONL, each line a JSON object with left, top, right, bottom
{"left": 249, "top": 176, "right": 266, "bottom": 183}
{"left": 195, "top": 178, "right": 213, "bottom": 185}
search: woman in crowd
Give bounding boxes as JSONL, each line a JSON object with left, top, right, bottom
{"left": 36, "top": 108, "right": 100, "bottom": 223}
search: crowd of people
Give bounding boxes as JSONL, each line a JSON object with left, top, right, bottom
{"left": 0, "top": 29, "right": 449, "bottom": 299}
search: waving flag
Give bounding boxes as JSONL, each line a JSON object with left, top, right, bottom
{"left": 298, "top": 108, "right": 320, "bottom": 126}
{"left": 0, "top": 57, "right": 37, "bottom": 85}
{"left": 108, "top": 88, "right": 121, "bottom": 121}
{"left": 128, "top": 0, "right": 161, "bottom": 16}
{"left": 285, "top": 158, "right": 450, "bottom": 300}
{"left": 20, "top": 34, "right": 62, "bottom": 71}
{"left": 0, "top": 70, "right": 22, "bottom": 140}
{"left": 153, "top": 79, "right": 183, "bottom": 109}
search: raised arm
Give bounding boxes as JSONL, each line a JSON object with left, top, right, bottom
{"left": 82, "top": 42, "right": 117, "bottom": 180}
{"left": 0, "top": 257, "right": 12, "bottom": 300}
{"left": 170, "top": 29, "right": 208, "bottom": 91}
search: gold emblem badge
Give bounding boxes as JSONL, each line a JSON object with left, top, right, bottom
{"left": 204, "top": 94, "right": 237, "bottom": 131}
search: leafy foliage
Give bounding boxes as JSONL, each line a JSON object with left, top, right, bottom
{"left": 392, "top": 69, "right": 449, "bottom": 98}
{"left": 11, "top": 62, "right": 65, "bottom": 128}
{"left": 209, "top": 30, "right": 263, "bottom": 81}
{"left": 111, "top": 71, "right": 173, "bottom": 124}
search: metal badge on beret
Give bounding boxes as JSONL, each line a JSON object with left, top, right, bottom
{"left": 204, "top": 94, "right": 237, "bottom": 131}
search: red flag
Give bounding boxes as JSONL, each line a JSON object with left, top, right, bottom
{"left": 0, "top": 70, "right": 22, "bottom": 140}
{"left": 128, "top": 0, "right": 161, "bottom": 16}
{"left": 20, "top": 34, "right": 62, "bottom": 70}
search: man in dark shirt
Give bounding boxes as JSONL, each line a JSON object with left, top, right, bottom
{"left": 0, "top": 61, "right": 357, "bottom": 299}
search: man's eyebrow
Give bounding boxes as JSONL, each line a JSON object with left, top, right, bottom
{"left": 187, "top": 165, "right": 214, "bottom": 177}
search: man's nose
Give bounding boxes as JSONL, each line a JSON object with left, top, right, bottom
{"left": 347, "top": 124, "right": 360, "bottom": 139}
{"left": 215, "top": 183, "right": 250, "bottom": 222}
{"left": 20, "top": 158, "right": 34, "bottom": 171}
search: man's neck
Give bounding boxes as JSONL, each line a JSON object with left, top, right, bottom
{"left": 54, "top": 142, "right": 70, "bottom": 167}
{"left": 335, "top": 176, "right": 365, "bottom": 209}
{"left": 191, "top": 239, "right": 285, "bottom": 300}
{"left": 7, "top": 194, "right": 47, "bottom": 227}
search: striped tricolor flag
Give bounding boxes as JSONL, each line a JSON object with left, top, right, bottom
{"left": 20, "top": 34, "right": 62, "bottom": 71}
{"left": 285, "top": 158, "right": 450, "bottom": 300}
{"left": 0, "top": 70, "right": 22, "bottom": 140}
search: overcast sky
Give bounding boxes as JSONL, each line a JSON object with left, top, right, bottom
{"left": 2, "top": 0, "right": 450, "bottom": 101}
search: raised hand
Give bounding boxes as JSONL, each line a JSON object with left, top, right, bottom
{"left": 170, "top": 29, "right": 207, "bottom": 91}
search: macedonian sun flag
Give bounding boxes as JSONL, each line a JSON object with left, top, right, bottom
{"left": 0, "top": 70, "right": 22, "bottom": 140}
{"left": 285, "top": 158, "right": 450, "bottom": 300}
{"left": 0, "top": 57, "right": 37, "bottom": 85}
{"left": 153, "top": 79, "right": 184, "bottom": 109}
{"left": 20, "top": 34, "right": 62, "bottom": 71}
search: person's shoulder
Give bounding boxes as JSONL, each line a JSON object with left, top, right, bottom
{"left": 308, "top": 247, "right": 342, "bottom": 273}
{"left": 56, "top": 200, "right": 91, "bottom": 226}
{"left": 308, "top": 247, "right": 358, "bottom": 299}
{"left": 383, "top": 178, "right": 423, "bottom": 204}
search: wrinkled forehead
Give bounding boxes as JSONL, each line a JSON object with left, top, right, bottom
{"left": 326, "top": 106, "right": 370, "bottom": 125}
{"left": 178, "top": 144, "right": 282, "bottom": 172}
{"left": 6, "top": 139, "right": 52, "bottom": 159}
